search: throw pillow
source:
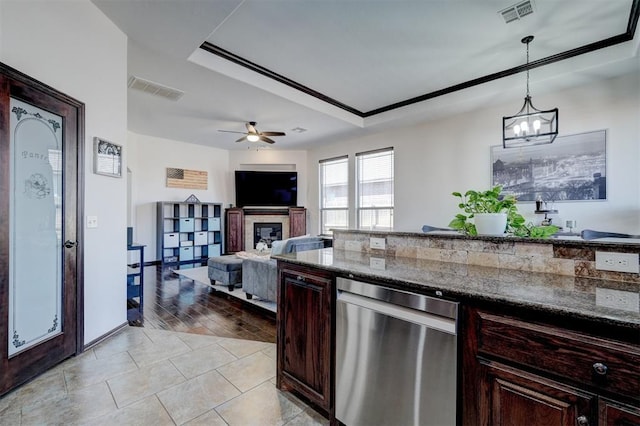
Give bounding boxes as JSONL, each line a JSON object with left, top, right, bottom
{"left": 270, "top": 239, "right": 286, "bottom": 256}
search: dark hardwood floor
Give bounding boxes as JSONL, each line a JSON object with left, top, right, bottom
{"left": 138, "top": 264, "right": 276, "bottom": 343}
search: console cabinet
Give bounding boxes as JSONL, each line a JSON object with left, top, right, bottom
{"left": 225, "top": 207, "right": 244, "bottom": 254}
{"left": 156, "top": 201, "right": 223, "bottom": 263}
{"left": 277, "top": 261, "right": 334, "bottom": 417}
{"left": 463, "top": 306, "right": 640, "bottom": 426}
{"left": 289, "top": 207, "right": 306, "bottom": 237}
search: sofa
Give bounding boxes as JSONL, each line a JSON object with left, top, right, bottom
{"left": 241, "top": 236, "right": 326, "bottom": 302}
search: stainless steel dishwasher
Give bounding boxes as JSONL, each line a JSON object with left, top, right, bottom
{"left": 336, "top": 277, "right": 459, "bottom": 426}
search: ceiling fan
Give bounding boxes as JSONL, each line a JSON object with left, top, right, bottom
{"left": 218, "top": 121, "right": 285, "bottom": 144}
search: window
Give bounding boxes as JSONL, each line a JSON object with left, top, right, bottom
{"left": 356, "top": 148, "right": 394, "bottom": 230}
{"left": 319, "top": 156, "right": 349, "bottom": 234}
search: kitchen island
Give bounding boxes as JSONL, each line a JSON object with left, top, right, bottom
{"left": 274, "top": 231, "right": 639, "bottom": 425}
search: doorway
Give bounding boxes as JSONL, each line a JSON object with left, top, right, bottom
{"left": 0, "top": 63, "right": 84, "bottom": 396}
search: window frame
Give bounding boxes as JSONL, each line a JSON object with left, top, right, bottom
{"left": 355, "top": 147, "right": 394, "bottom": 230}
{"left": 319, "top": 155, "right": 349, "bottom": 235}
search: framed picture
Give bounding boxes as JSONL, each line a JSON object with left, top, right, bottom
{"left": 491, "top": 129, "right": 607, "bottom": 202}
{"left": 93, "top": 137, "right": 122, "bottom": 178}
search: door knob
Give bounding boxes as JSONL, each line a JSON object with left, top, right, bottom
{"left": 64, "top": 240, "right": 77, "bottom": 249}
{"left": 592, "top": 362, "right": 608, "bottom": 376}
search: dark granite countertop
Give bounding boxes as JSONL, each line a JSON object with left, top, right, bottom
{"left": 275, "top": 248, "right": 640, "bottom": 330}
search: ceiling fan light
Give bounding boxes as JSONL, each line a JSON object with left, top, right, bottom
{"left": 247, "top": 134, "right": 260, "bottom": 142}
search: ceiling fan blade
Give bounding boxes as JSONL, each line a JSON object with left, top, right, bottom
{"left": 260, "top": 131, "right": 286, "bottom": 137}
{"left": 218, "top": 130, "right": 247, "bottom": 134}
{"left": 246, "top": 122, "right": 257, "bottom": 134}
{"left": 261, "top": 136, "right": 276, "bottom": 144}
{"left": 235, "top": 136, "right": 247, "bottom": 143}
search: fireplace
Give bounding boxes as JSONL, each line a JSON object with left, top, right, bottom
{"left": 254, "top": 222, "right": 283, "bottom": 248}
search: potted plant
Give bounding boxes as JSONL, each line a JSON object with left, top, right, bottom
{"left": 449, "top": 185, "right": 559, "bottom": 238}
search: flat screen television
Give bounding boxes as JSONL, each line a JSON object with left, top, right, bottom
{"left": 235, "top": 170, "right": 298, "bottom": 207}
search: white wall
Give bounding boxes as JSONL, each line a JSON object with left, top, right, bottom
{"left": 307, "top": 72, "right": 640, "bottom": 235}
{"left": 127, "top": 132, "right": 231, "bottom": 261}
{"left": 228, "top": 149, "right": 309, "bottom": 208}
{"left": 1, "top": 1, "right": 128, "bottom": 343}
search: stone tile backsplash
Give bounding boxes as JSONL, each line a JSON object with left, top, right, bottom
{"left": 333, "top": 230, "right": 640, "bottom": 283}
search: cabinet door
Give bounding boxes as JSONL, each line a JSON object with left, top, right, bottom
{"left": 289, "top": 207, "right": 306, "bottom": 237}
{"left": 277, "top": 265, "right": 333, "bottom": 413}
{"left": 480, "top": 361, "right": 595, "bottom": 426}
{"left": 600, "top": 399, "right": 640, "bottom": 426}
{"left": 225, "top": 208, "right": 244, "bottom": 253}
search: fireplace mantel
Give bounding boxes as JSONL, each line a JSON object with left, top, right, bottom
{"left": 224, "top": 207, "right": 306, "bottom": 253}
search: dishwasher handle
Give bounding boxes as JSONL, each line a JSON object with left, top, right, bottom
{"left": 337, "top": 289, "right": 457, "bottom": 335}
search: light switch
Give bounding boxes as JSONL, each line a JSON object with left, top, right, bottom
{"left": 87, "top": 216, "right": 98, "bottom": 228}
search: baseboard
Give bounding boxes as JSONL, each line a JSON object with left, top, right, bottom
{"left": 82, "top": 321, "right": 129, "bottom": 351}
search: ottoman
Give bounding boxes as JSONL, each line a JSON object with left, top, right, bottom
{"left": 207, "top": 255, "right": 243, "bottom": 291}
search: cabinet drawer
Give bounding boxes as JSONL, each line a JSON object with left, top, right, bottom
{"left": 476, "top": 312, "right": 640, "bottom": 399}
{"left": 164, "top": 233, "right": 179, "bottom": 248}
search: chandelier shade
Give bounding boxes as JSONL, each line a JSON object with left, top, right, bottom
{"left": 503, "top": 96, "right": 558, "bottom": 148}
{"left": 502, "top": 35, "right": 558, "bottom": 148}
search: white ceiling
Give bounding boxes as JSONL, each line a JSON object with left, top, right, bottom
{"left": 92, "top": 0, "right": 639, "bottom": 150}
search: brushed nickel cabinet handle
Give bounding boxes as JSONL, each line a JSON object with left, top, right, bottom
{"left": 592, "top": 362, "right": 608, "bottom": 376}
{"left": 576, "top": 415, "right": 589, "bottom": 426}
{"left": 296, "top": 275, "right": 305, "bottom": 282}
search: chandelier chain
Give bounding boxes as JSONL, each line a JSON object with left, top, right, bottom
{"left": 526, "top": 39, "right": 530, "bottom": 98}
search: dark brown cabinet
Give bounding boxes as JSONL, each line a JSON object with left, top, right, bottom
{"left": 481, "top": 360, "right": 595, "bottom": 425}
{"left": 599, "top": 399, "right": 640, "bottom": 426}
{"left": 277, "top": 262, "right": 334, "bottom": 416}
{"left": 225, "top": 207, "right": 244, "bottom": 253}
{"left": 289, "top": 207, "right": 306, "bottom": 237}
{"left": 464, "top": 307, "right": 640, "bottom": 426}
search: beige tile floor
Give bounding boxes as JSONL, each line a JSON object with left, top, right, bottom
{"left": 0, "top": 327, "right": 328, "bottom": 426}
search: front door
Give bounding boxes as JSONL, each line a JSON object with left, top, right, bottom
{"left": 0, "top": 63, "right": 84, "bottom": 396}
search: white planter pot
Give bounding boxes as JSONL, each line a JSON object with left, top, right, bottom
{"left": 474, "top": 213, "right": 508, "bottom": 236}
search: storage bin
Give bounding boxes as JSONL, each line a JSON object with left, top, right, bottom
{"left": 194, "top": 231, "right": 207, "bottom": 246}
{"left": 208, "top": 244, "right": 221, "bottom": 257}
{"left": 209, "top": 217, "right": 221, "bottom": 231}
{"left": 179, "top": 218, "right": 195, "bottom": 232}
{"left": 164, "top": 233, "right": 179, "bottom": 248}
{"left": 179, "top": 246, "right": 194, "bottom": 261}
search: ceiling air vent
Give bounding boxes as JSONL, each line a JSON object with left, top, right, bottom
{"left": 127, "top": 76, "right": 184, "bottom": 101}
{"left": 500, "top": 0, "right": 534, "bottom": 23}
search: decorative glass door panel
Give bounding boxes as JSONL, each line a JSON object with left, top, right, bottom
{"left": 8, "top": 98, "right": 63, "bottom": 357}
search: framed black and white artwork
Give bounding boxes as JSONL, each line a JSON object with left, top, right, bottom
{"left": 93, "top": 137, "right": 122, "bottom": 178}
{"left": 491, "top": 129, "right": 607, "bottom": 202}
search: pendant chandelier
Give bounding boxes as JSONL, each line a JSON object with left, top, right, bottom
{"left": 502, "top": 35, "right": 558, "bottom": 148}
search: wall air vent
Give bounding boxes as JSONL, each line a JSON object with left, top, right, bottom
{"left": 499, "top": 0, "right": 534, "bottom": 23}
{"left": 127, "top": 76, "right": 184, "bottom": 101}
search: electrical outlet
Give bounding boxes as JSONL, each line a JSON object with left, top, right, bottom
{"left": 370, "top": 237, "right": 386, "bottom": 250}
{"left": 370, "top": 257, "right": 386, "bottom": 270}
{"left": 595, "top": 252, "right": 639, "bottom": 273}
{"left": 596, "top": 288, "right": 640, "bottom": 313}
{"left": 87, "top": 215, "right": 98, "bottom": 228}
